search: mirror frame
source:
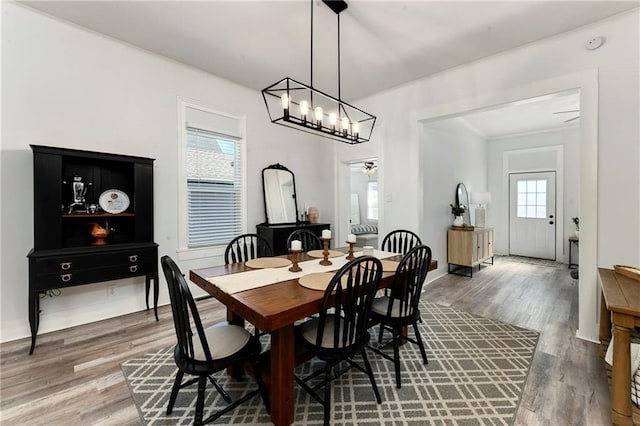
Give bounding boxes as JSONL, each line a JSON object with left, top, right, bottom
{"left": 456, "top": 183, "right": 471, "bottom": 226}
{"left": 262, "top": 163, "right": 299, "bottom": 225}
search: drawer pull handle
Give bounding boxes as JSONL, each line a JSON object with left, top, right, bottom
{"left": 60, "top": 274, "right": 72, "bottom": 282}
{"left": 60, "top": 262, "right": 72, "bottom": 270}
{"left": 129, "top": 265, "right": 138, "bottom": 273}
{"left": 129, "top": 255, "right": 138, "bottom": 263}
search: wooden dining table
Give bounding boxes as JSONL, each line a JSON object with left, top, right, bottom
{"left": 190, "top": 249, "right": 437, "bottom": 426}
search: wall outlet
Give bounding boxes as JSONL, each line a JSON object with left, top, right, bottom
{"left": 106, "top": 285, "right": 116, "bottom": 297}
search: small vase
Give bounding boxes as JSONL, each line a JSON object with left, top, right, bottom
{"left": 574, "top": 230, "right": 579, "bottom": 238}
{"left": 89, "top": 222, "right": 110, "bottom": 245}
{"left": 453, "top": 216, "right": 464, "bottom": 227}
{"left": 308, "top": 206, "right": 319, "bottom": 224}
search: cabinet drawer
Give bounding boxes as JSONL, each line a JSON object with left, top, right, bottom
{"left": 33, "top": 248, "right": 156, "bottom": 273}
{"left": 31, "top": 262, "right": 156, "bottom": 291}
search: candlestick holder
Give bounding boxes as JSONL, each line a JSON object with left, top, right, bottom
{"left": 346, "top": 241, "right": 355, "bottom": 260}
{"left": 320, "top": 237, "right": 332, "bottom": 266}
{"left": 289, "top": 249, "right": 302, "bottom": 272}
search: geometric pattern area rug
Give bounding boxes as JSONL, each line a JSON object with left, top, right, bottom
{"left": 121, "top": 302, "right": 539, "bottom": 425}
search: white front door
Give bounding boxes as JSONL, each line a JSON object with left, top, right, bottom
{"left": 509, "top": 171, "right": 556, "bottom": 260}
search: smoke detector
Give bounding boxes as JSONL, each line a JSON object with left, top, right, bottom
{"left": 585, "top": 36, "right": 605, "bottom": 50}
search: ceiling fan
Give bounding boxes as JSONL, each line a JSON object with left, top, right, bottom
{"left": 553, "top": 110, "right": 580, "bottom": 123}
{"left": 362, "top": 161, "right": 377, "bottom": 177}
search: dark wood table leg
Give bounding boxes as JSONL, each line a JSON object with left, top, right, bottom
{"left": 610, "top": 318, "right": 633, "bottom": 426}
{"left": 598, "top": 292, "right": 611, "bottom": 358}
{"left": 270, "top": 325, "right": 295, "bottom": 426}
{"left": 28, "top": 292, "right": 40, "bottom": 355}
{"left": 226, "top": 309, "right": 246, "bottom": 379}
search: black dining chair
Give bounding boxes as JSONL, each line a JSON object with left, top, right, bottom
{"left": 224, "top": 234, "right": 273, "bottom": 336}
{"left": 367, "top": 245, "right": 432, "bottom": 388}
{"left": 161, "top": 255, "right": 270, "bottom": 425}
{"left": 380, "top": 229, "right": 422, "bottom": 255}
{"left": 286, "top": 229, "right": 322, "bottom": 251}
{"left": 294, "top": 256, "right": 383, "bottom": 426}
{"left": 224, "top": 233, "right": 273, "bottom": 264}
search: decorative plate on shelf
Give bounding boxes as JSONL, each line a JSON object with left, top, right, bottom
{"left": 99, "top": 189, "right": 130, "bottom": 214}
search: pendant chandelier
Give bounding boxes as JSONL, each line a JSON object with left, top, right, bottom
{"left": 262, "top": 0, "right": 376, "bottom": 144}
{"left": 362, "top": 161, "right": 377, "bottom": 177}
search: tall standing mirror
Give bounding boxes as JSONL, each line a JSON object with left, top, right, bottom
{"left": 262, "top": 164, "right": 299, "bottom": 224}
{"left": 456, "top": 183, "right": 471, "bottom": 226}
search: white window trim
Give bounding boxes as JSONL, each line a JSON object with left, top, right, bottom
{"left": 176, "top": 98, "right": 247, "bottom": 260}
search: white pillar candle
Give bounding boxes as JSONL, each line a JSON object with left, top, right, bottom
{"left": 290, "top": 240, "right": 302, "bottom": 251}
{"left": 322, "top": 229, "right": 331, "bottom": 239}
{"left": 347, "top": 234, "right": 356, "bottom": 243}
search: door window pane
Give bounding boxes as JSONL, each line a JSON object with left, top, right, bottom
{"left": 516, "top": 178, "right": 547, "bottom": 219}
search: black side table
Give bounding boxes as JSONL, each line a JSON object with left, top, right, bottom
{"left": 568, "top": 236, "right": 579, "bottom": 269}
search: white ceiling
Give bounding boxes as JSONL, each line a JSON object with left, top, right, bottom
{"left": 452, "top": 89, "right": 581, "bottom": 139}
{"left": 19, "top": 0, "right": 637, "bottom": 136}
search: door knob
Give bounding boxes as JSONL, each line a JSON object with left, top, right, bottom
{"left": 549, "top": 221, "right": 554, "bottom": 225}
{"left": 549, "top": 214, "right": 554, "bottom": 218}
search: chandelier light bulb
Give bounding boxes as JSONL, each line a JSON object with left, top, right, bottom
{"left": 314, "top": 106, "right": 323, "bottom": 122}
{"left": 352, "top": 122, "right": 360, "bottom": 139}
{"left": 280, "top": 93, "right": 289, "bottom": 109}
{"left": 329, "top": 112, "right": 337, "bottom": 125}
{"left": 300, "top": 100, "right": 309, "bottom": 119}
{"left": 341, "top": 117, "right": 350, "bottom": 135}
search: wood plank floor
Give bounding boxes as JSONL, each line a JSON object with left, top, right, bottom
{"left": 0, "top": 256, "right": 612, "bottom": 425}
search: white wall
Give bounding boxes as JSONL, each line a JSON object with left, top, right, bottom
{"left": 421, "top": 118, "right": 488, "bottom": 277}
{"left": 346, "top": 9, "right": 639, "bottom": 341}
{"left": 488, "top": 127, "right": 580, "bottom": 262}
{"left": 1, "top": 4, "right": 335, "bottom": 343}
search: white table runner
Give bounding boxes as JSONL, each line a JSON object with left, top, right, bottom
{"left": 208, "top": 250, "right": 399, "bottom": 294}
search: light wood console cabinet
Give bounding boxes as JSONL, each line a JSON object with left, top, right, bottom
{"left": 447, "top": 227, "right": 494, "bottom": 277}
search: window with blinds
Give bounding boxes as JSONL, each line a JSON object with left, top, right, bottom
{"left": 186, "top": 128, "right": 241, "bottom": 247}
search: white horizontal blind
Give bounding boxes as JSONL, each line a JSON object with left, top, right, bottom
{"left": 186, "top": 127, "right": 241, "bottom": 247}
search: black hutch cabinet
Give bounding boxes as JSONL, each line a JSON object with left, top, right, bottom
{"left": 27, "top": 145, "right": 158, "bottom": 354}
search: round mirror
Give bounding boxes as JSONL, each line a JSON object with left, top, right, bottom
{"left": 262, "top": 164, "right": 298, "bottom": 224}
{"left": 456, "top": 183, "right": 471, "bottom": 226}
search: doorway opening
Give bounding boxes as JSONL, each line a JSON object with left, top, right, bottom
{"left": 415, "top": 70, "right": 599, "bottom": 342}
{"left": 509, "top": 171, "right": 557, "bottom": 260}
{"left": 348, "top": 159, "right": 379, "bottom": 247}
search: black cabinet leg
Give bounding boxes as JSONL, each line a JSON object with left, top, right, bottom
{"left": 153, "top": 274, "right": 159, "bottom": 321}
{"left": 145, "top": 275, "right": 150, "bottom": 311}
{"left": 29, "top": 293, "right": 40, "bottom": 355}
{"left": 145, "top": 274, "right": 159, "bottom": 321}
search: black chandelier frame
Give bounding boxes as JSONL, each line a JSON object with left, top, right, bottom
{"left": 261, "top": 0, "right": 376, "bottom": 145}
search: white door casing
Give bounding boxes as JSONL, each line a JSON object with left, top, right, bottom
{"left": 509, "top": 171, "right": 557, "bottom": 260}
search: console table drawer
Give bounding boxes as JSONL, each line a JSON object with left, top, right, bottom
{"left": 32, "top": 248, "right": 156, "bottom": 273}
